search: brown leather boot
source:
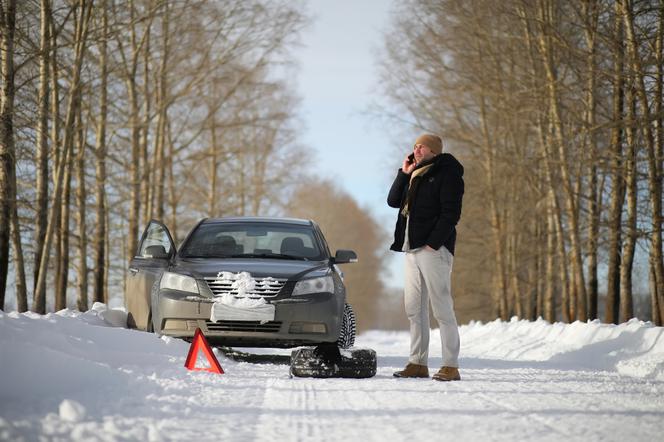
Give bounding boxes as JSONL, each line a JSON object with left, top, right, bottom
{"left": 393, "top": 363, "right": 429, "bottom": 378}
{"left": 432, "top": 366, "right": 461, "bottom": 381}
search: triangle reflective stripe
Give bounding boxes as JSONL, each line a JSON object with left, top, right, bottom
{"left": 184, "top": 328, "right": 224, "bottom": 374}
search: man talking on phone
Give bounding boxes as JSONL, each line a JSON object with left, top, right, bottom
{"left": 387, "top": 133, "right": 464, "bottom": 381}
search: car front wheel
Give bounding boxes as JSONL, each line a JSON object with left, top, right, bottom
{"left": 336, "top": 303, "right": 356, "bottom": 349}
{"left": 147, "top": 311, "right": 154, "bottom": 333}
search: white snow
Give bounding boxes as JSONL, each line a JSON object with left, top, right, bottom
{"left": 214, "top": 293, "right": 267, "bottom": 309}
{"left": 59, "top": 400, "right": 87, "bottom": 423}
{"left": 1, "top": 304, "right": 663, "bottom": 441}
{"left": 214, "top": 271, "right": 256, "bottom": 297}
{"left": 209, "top": 272, "right": 276, "bottom": 322}
{"left": 210, "top": 294, "right": 274, "bottom": 323}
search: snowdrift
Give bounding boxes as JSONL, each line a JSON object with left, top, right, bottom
{"left": 460, "top": 317, "right": 664, "bottom": 379}
{"left": 1, "top": 304, "right": 663, "bottom": 441}
{"left": 2, "top": 305, "right": 663, "bottom": 400}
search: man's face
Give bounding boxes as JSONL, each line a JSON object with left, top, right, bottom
{"left": 413, "top": 144, "right": 436, "bottom": 164}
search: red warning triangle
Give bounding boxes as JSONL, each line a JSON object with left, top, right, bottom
{"left": 184, "top": 328, "right": 224, "bottom": 374}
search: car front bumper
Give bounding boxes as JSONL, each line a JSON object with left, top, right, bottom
{"left": 154, "top": 290, "right": 344, "bottom": 348}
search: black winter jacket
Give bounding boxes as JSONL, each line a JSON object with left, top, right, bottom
{"left": 387, "top": 153, "right": 464, "bottom": 255}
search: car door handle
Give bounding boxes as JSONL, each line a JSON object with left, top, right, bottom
{"left": 129, "top": 267, "right": 139, "bottom": 274}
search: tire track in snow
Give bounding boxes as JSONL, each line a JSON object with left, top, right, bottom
{"left": 251, "top": 376, "right": 410, "bottom": 441}
{"left": 252, "top": 378, "right": 324, "bottom": 441}
{"left": 474, "top": 389, "right": 572, "bottom": 440}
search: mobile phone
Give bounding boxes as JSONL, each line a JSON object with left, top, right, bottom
{"left": 407, "top": 153, "right": 415, "bottom": 163}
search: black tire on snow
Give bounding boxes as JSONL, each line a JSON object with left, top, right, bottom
{"left": 126, "top": 312, "right": 137, "bottom": 329}
{"left": 290, "top": 347, "right": 377, "bottom": 378}
{"left": 336, "top": 303, "right": 356, "bottom": 349}
{"left": 290, "top": 347, "right": 337, "bottom": 378}
{"left": 337, "top": 348, "right": 377, "bottom": 378}
{"left": 147, "top": 311, "right": 154, "bottom": 333}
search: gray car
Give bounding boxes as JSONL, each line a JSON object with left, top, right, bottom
{"left": 125, "top": 217, "right": 358, "bottom": 348}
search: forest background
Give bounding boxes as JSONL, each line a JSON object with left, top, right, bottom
{"left": 0, "top": 0, "right": 662, "bottom": 330}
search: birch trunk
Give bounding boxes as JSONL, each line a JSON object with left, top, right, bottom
{"left": 11, "top": 205, "right": 26, "bottom": 311}
{"left": 33, "top": 0, "right": 93, "bottom": 313}
{"left": 655, "top": 0, "right": 664, "bottom": 325}
{"left": 154, "top": 1, "right": 169, "bottom": 220}
{"left": 479, "top": 91, "right": 508, "bottom": 320}
{"left": 583, "top": 0, "right": 600, "bottom": 320}
{"left": 651, "top": 266, "right": 660, "bottom": 325}
{"left": 140, "top": 16, "right": 151, "bottom": 225}
{"left": 538, "top": 115, "right": 570, "bottom": 322}
{"left": 167, "top": 127, "right": 177, "bottom": 243}
{"left": 538, "top": 0, "right": 588, "bottom": 321}
{"left": 75, "top": 106, "right": 87, "bottom": 312}
{"left": 55, "top": 135, "right": 73, "bottom": 311}
{"left": 535, "top": 215, "right": 543, "bottom": 319}
{"left": 606, "top": 1, "right": 625, "bottom": 324}
{"left": 518, "top": 4, "right": 561, "bottom": 322}
{"left": 0, "top": 0, "right": 17, "bottom": 310}
{"left": 544, "top": 211, "right": 555, "bottom": 322}
{"left": 620, "top": 80, "right": 636, "bottom": 322}
{"left": 93, "top": 0, "right": 108, "bottom": 305}
{"left": 34, "top": 0, "right": 51, "bottom": 294}
{"left": 126, "top": 0, "right": 142, "bottom": 260}
{"left": 623, "top": 0, "right": 664, "bottom": 326}
{"left": 32, "top": 8, "right": 59, "bottom": 313}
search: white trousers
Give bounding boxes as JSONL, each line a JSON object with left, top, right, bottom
{"left": 404, "top": 246, "right": 460, "bottom": 367}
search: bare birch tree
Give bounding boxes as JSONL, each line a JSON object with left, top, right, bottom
{"left": 0, "top": 0, "right": 17, "bottom": 311}
{"left": 33, "top": 0, "right": 92, "bottom": 313}
{"left": 34, "top": 0, "right": 51, "bottom": 296}
{"left": 621, "top": 0, "right": 664, "bottom": 324}
{"left": 1, "top": 0, "right": 307, "bottom": 313}
{"left": 92, "top": 0, "right": 108, "bottom": 305}
{"left": 377, "top": 0, "right": 663, "bottom": 323}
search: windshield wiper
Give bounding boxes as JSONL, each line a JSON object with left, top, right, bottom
{"left": 230, "top": 252, "right": 308, "bottom": 261}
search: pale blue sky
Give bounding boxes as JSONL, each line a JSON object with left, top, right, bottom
{"left": 294, "top": 0, "right": 405, "bottom": 287}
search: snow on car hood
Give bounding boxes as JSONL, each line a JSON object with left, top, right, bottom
{"left": 171, "top": 257, "right": 329, "bottom": 280}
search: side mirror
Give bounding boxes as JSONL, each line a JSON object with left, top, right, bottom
{"left": 143, "top": 245, "right": 169, "bottom": 259}
{"left": 333, "top": 249, "right": 358, "bottom": 264}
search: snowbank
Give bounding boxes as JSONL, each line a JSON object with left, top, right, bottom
{"left": 0, "top": 303, "right": 189, "bottom": 408}
{"left": 357, "top": 317, "right": 664, "bottom": 381}
{"left": 459, "top": 317, "right": 664, "bottom": 380}
{"left": 1, "top": 305, "right": 663, "bottom": 441}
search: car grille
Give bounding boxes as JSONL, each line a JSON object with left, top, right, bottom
{"left": 206, "top": 320, "right": 282, "bottom": 333}
{"left": 203, "top": 276, "right": 286, "bottom": 298}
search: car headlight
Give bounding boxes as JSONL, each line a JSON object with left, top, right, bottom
{"left": 160, "top": 272, "right": 199, "bottom": 294}
{"left": 292, "top": 275, "right": 334, "bottom": 296}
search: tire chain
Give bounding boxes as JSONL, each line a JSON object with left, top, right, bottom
{"left": 336, "top": 303, "right": 356, "bottom": 349}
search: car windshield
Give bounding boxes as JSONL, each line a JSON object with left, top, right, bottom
{"left": 179, "top": 222, "right": 326, "bottom": 261}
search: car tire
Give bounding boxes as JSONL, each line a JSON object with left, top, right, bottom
{"left": 147, "top": 311, "right": 154, "bottom": 333}
{"left": 290, "top": 347, "right": 376, "bottom": 378}
{"left": 336, "top": 303, "right": 356, "bottom": 349}
{"left": 126, "top": 312, "right": 137, "bottom": 329}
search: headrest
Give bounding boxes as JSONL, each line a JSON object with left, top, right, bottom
{"left": 280, "top": 236, "right": 305, "bottom": 254}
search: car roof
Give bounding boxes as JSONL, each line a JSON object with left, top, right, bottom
{"left": 200, "top": 216, "right": 314, "bottom": 227}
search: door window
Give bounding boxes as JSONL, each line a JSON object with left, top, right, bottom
{"left": 137, "top": 222, "right": 174, "bottom": 258}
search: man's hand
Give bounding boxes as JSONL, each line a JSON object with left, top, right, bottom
{"left": 424, "top": 245, "right": 437, "bottom": 252}
{"left": 402, "top": 155, "right": 416, "bottom": 174}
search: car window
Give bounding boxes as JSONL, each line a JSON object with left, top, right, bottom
{"left": 138, "top": 222, "right": 173, "bottom": 257}
{"left": 180, "top": 223, "right": 325, "bottom": 260}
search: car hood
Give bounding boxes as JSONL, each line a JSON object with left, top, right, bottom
{"left": 172, "top": 257, "right": 329, "bottom": 280}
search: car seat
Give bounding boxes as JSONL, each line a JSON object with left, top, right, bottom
{"left": 280, "top": 237, "right": 305, "bottom": 256}
{"left": 212, "top": 235, "right": 242, "bottom": 255}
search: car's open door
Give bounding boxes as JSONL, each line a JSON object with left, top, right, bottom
{"left": 125, "top": 220, "right": 176, "bottom": 330}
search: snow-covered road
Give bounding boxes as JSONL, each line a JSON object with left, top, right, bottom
{"left": 1, "top": 305, "right": 663, "bottom": 441}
